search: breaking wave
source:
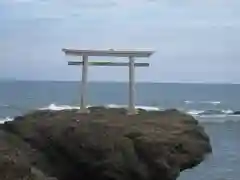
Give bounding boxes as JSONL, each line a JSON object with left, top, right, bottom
{"left": 39, "top": 103, "right": 81, "bottom": 111}
{"left": 0, "top": 117, "right": 14, "bottom": 124}
{"left": 1, "top": 103, "right": 240, "bottom": 124}
{"left": 187, "top": 109, "right": 234, "bottom": 116}
{"left": 39, "top": 103, "right": 162, "bottom": 111}
{"left": 0, "top": 104, "right": 10, "bottom": 108}
{"left": 40, "top": 103, "right": 240, "bottom": 116}
{"left": 184, "top": 100, "right": 221, "bottom": 105}
{"left": 37, "top": 104, "right": 240, "bottom": 124}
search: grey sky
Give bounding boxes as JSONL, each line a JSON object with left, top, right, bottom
{"left": 0, "top": 0, "right": 239, "bottom": 83}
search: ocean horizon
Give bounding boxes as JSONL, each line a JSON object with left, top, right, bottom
{"left": 2, "top": 79, "right": 240, "bottom": 84}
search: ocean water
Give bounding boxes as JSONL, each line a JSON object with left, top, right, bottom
{"left": 0, "top": 81, "right": 240, "bottom": 179}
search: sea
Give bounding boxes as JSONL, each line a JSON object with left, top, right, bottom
{"left": 0, "top": 81, "right": 239, "bottom": 180}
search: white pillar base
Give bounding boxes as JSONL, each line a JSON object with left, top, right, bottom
{"left": 78, "top": 108, "right": 90, "bottom": 114}
{"left": 127, "top": 109, "right": 138, "bottom": 115}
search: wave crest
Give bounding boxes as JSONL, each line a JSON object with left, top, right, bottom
{"left": 0, "top": 117, "right": 14, "bottom": 124}
{"left": 1, "top": 103, "right": 240, "bottom": 124}
{"left": 184, "top": 100, "right": 221, "bottom": 105}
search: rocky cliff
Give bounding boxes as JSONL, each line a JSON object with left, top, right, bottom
{"left": 0, "top": 107, "right": 212, "bottom": 180}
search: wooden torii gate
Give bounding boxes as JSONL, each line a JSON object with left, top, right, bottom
{"left": 62, "top": 48, "right": 155, "bottom": 115}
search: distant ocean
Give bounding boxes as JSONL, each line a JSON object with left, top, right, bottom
{"left": 0, "top": 81, "right": 239, "bottom": 179}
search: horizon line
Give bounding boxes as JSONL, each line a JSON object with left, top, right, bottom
{"left": 1, "top": 79, "right": 240, "bottom": 85}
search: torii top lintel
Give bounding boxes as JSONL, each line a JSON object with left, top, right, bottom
{"left": 62, "top": 48, "right": 155, "bottom": 58}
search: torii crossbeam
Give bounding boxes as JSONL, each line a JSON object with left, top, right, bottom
{"left": 62, "top": 48, "right": 155, "bottom": 115}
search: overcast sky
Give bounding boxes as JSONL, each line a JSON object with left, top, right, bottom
{"left": 0, "top": 0, "right": 239, "bottom": 83}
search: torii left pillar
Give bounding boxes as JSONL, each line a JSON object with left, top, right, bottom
{"left": 79, "top": 54, "right": 89, "bottom": 113}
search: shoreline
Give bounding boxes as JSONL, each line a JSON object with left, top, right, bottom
{"left": 1, "top": 104, "right": 240, "bottom": 125}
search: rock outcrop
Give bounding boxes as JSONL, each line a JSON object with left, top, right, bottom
{"left": 0, "top": 107, "right": 212, "bottom": 180}
{"left": 233, "top": 111, "right": 240, "bottom": 115}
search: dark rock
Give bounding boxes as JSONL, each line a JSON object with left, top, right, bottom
{"left": 1, "top": 108, "right": 212, "bottom": 180}
{"left": 233, "top": 111, "right": 240, "bottom": 115}
{"left": 0, "top": 130, "right": 56, "bottom": 180}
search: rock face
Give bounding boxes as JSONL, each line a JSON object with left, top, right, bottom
{"left": 0, "top": 130, "right": 56, "bottom": 180}
{"left": 0, "top": 107, "right": 212, "bottom": 180}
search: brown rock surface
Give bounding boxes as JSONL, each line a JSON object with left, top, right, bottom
{"left": 0, "top": 107, "right": 212, "bottom": 180}
{"left": 0, "top": 130, "right": 56, "bottom": 180}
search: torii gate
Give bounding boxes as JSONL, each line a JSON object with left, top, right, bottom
{"left": 62, "top": 48, "right": 155, "bottom": 115}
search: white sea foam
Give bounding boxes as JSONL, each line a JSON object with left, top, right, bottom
{"left": 0, "top": 104, "right": 10, "bottom": 108}
{"left": 0, "top": 117, "right": 14, "bottom": 124}
{"left": 39, "top": 104, "right": 238, "bottom": 116}
{"left": 39, "top": 103, "right": 162, "bottom": 112}
{"left": 105, "top": 104, "right": 161, "bottom": 111}
{"left": 200, "top": 101, "right": 221, "bottom": 105}
{"left": 2, "top": 103, "right": 240, "bottom": 124}
{"left": 184, "top": 100, "right": 221, "bottom": 105}
{"left": 197, "top": 115, "right": 240, "bottom": 123}
{"left": 135, "top": 105, "right": 161, "bottom": 111}
{"left": 187, "top": 110, "right": 205, "bottom": 116}
{"left": 222, "top": 109, "right": 234, "bottom": 114}
{"left": 39, "top": 103, "right": 80, "bottom": 111}
{"left": 104, "top": 104, "right": 127, "bottom": 109}
{"left": 184, "top": 100, "right": 194, "bottom": 104}
{"left": 187, "top": 109, "right": 236, "bottom": 117}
